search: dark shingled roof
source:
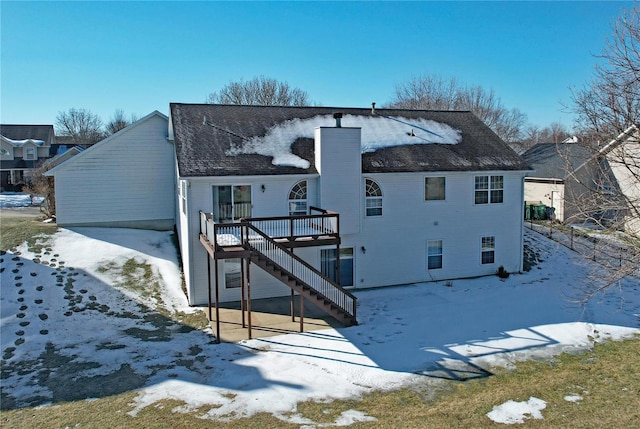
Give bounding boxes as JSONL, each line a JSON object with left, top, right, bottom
{"left": 170, "top": 103, "right": 531, "bottom": 177}
{"left": 0, "top": 124, "right": 55, "bottom": 144}
{"left": 522, "top": 143, "right": 593, "bottom": 179}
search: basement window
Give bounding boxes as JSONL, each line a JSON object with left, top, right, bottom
{"left": 481, "top": 236, "right": 495, "bottom": 264}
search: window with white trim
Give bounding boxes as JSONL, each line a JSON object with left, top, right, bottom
{"left": 475, "top": 175, "right": 503, "bottom": 204}
{"left": 365, "top": 178, "right": 382, "bottom": 216}
{"left": 24, "top": 147, "right": 36, "bottom": 160}
{"left": 425, "top": 177, "right": 446, "bottom": 200}
{"left": 481, "top": 236, "right": 495, "bottom": 264}
{"left": 427, "top": 240, "right": 443, "bottom": 270}
{"left": 288, "top": 180, "right": 308, "bottom": 216}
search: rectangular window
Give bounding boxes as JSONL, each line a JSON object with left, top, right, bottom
{"left": 366, "top": 198, "right": 382, "bottom": 216}
{"left": 481, "top": 236, "right": 495, "bottom": 264}
{"left": 427, "top": 240, "right": 443, "bottom": 269}
{"left": 490, "top": 175, "right": 504, "bottom": 203}
{"left": 475, "top": 175, "right": 503, "bottom": 204}
{"left": 24, "top": 147, "right": 36, "bottom": 160}
{"left": 425, "top": 177, "right": 446, "bottom": 201}
{"left": 289, "top": 201, "right": 307, "bottom": 216}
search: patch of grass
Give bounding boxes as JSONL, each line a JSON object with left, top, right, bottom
{"left": 96, "top": 257, "right": 210, "bottom": 330}
{"left": 172, "top": 310, "right": 211, "bottom": 331}
{"left": 2, "top": 337, "right": 638, "bottom": 428}
{"left": 98, "top": 257, "right": 163, "bottom": 305}
{"left": 0, "top": 216, "right": 57, "bottom": 252}
{"left": 293, "top": 337, "right": 640, "bottom": 428}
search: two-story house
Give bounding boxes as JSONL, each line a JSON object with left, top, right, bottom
{"left": 170, "top": 104, "right": 532, "bottom": 325}
{"left": 0, "top": 124, "right": 55, "bottom": 191}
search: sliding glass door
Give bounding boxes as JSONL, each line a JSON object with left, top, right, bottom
{"left": 320, "top": 248, "right": 354, "bottom": 287}
{"left": 212, "top": 185, "right": 252, "bottom": 223}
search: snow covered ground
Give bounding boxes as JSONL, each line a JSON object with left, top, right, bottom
{"left": 1, "top": 222, "right": 638, "bottom": 425}
{"left": 0, "top": 192, "right": 44, "bottom": 208}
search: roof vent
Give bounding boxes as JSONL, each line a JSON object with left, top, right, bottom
{"left": 333, "top": 112, "right": 343, "bottom": 128}
{"left": 371, "top": 102, "right": 376, "bottom": 114}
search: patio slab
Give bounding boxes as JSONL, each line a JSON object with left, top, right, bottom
{"left": 207, "top": 295, "right": 344, "bottom": 342}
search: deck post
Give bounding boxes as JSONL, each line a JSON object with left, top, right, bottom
{"left": 290, "top": 248, "right": 295, "bottom": 322}
{"left": 247, "top": 258, "right": 252, "bottom": 340}
{"left": 214, "top": 257, "right": 220, "bottom": 344}
{"left": 336, "top": 243, "right": 341, "bottom": 289}
{"left": 241, "top": 258, "right": 246, "bottom": 328}
{"left": 299, "top": 294, "right": 304, "bottom": 332}
{"left": 207, "top": 254, "right": 212, "bottom": 321}
{"left": 291, "top": 289, "right": 295, "bottom": 322}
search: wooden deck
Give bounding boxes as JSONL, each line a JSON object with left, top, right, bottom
{"left": 199, "top": 208, "right": 357, "bottom": 342}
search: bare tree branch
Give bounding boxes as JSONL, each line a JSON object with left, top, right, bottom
{"left": 55, "top": 108, "right": 104, "bottom": 147}
{"left": 387, "top": 74, "right": 528, "bottom": 143}
{"left": 206, "top": 76, "right": 312, "bottom": 106}
{"left": 105, "top": 109, "right": 137, "bottom": 135}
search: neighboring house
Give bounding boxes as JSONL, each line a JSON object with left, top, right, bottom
{"left": 170, "top": 103, "right": 532, "bottom": 320}
{"left": 521, "top": 142, "right": 592, "bottom": 222}
{"left": 45, "top": 111, "right": 174, "bottom": 230}
{"left": 0, "top": 124, "right": 55, "bottom": 191}
{"left": 42, "top": 146, "right": 84, "bottom": 170}
{"left": 523, "top": 124, "right": 639, "bottom": 233}
{"left": 597, "top": 125, "right": 640, "bottom": 236}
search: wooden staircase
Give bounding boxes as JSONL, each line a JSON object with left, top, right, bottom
{"left": 245, "top": 223, "right": 357, "bottom": 326}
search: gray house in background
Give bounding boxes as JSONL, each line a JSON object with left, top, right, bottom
{"left": 523, "top": 124, "right": 639, "bottom": 233}
{"left": 0, "top": 124, "right": 55, "bottom": 191}
{"left": 522, "top": 142, "right": 593, "bottom": 222}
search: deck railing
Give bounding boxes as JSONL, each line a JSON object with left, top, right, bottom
{"left": 199, "top": 208, "right": 339, "bottom": 248}
{"left": 198, "top": 209, "right": 355, "bottom": 322}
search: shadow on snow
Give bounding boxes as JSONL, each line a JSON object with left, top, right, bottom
{"left": 0, "top": 250, "right": 301, "bottom": 411}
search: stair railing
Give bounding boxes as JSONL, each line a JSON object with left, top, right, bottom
{"left": 244, "top": 223, "right": 356, "bottom": 319}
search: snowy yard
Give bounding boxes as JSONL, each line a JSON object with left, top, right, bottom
{"left": 1, "top": 219, "right": 639, "bottom": 425}
{"left": 0, "top": 192, "right": 44, "bottom": 208}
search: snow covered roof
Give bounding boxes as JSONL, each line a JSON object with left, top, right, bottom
{"left": 0, "top": 136, "right": 46, "bottom": 147}
{"left": 170, "top": 104, "right": 532, "bottom": 177}
{"left": 0, "top": 124, "right": 54, "bottom": 146}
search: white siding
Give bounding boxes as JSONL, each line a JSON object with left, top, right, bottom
{"left": 607, "top": 136, "right": 640, "bottom": 236}
{"left": 184, "top": 169, "right": 528, "bottom": 306}
{"left": 183, "top": 175, "right": 318, "bottom": 305}
{"left": 352, "top": 171, "right": 526, "bottom": 288}
{"left": 52, "top": 113, "right": 175, "bottom": 230}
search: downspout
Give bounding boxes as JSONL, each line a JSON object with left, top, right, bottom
{"left": 519, "top": 175, "right": 526, "bottom": 272}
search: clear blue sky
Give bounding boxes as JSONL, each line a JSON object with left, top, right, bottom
{"left": 1, "top": 1, "right": 633, "bottom": 131}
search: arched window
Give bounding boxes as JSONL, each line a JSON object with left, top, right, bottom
{"left": 365, "top": 178, "right": 382, "bottom": 216}
{"left": 288, "top": 180, "right": 308, "bottom": 216}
